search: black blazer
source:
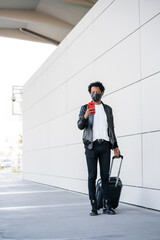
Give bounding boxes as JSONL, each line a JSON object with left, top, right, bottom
{"left": 77, "top": 101, "right": 118, "bottom": 150}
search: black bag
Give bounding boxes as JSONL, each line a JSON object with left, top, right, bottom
{"left": 96, "top": 155, "right": 123, "bottom": 210}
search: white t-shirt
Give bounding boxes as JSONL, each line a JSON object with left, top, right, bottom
{"left": 93, "top": 103, "right": 109, "bottom": 142}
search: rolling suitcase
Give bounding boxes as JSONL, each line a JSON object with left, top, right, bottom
{"left": 96, "top": 155, "right": 123, "bottom": 210}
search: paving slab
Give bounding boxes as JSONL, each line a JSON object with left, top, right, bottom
{"left": 0, "top": 171, "right": 159, "bottom": 240}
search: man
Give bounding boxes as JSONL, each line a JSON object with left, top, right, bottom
{"left": 77, "top": 81, "right": 120, "bottom": 216}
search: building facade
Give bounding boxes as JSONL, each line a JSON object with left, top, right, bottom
{"left": 22, "top": 0, "right": 160, "bottom": 210}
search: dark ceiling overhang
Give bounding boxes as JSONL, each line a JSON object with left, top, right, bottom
{"left": 0, "top": 0, "right": 97, "bottom": 45}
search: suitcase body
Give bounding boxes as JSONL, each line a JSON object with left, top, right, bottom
{"left": 96, "top": 155, "right": 123, "bottom": 210}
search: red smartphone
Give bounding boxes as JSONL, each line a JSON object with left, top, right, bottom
{"left": 88, "top": 101, "right": 95, "bottom": 114}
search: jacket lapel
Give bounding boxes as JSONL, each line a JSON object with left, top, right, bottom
{"left": 101, "top": 101, "right": 111, "bottom": 126}
{"left": 88, "top": 114, "right": 94, "bottom": 129}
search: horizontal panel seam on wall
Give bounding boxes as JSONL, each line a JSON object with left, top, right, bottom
{"left": 23, "top": 142, "right": 82, "bottom": 152}
{"left": 23, "top": 0, "right": 116, "bottom": 93}
{"left": 23, "top": 171, "right": 87, "bottom": 181}
{"left": 23, "top": 70, "right": 160, "bottom": 133}
{"left": 123, "top": 184, "right": 160, "bottom": 191}
{"left": 23, "top": 9, "right": 160, "bottom": 96}
{"left": 119, "top": 201, "right": 160, "bottom": 212}
{"left": 23, "top": 129, "right": 160, "bottom": 152}
{"left": 118, "top": 129, "right": 160, "bottom": 138}
{"left": 23, "top": 79, "right": 66, "bottom": 113}
{"left": 22, "top": 172, "right": 160, "bottom": 192}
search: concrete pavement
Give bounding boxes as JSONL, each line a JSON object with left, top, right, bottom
{"left": 0, "top": 170, "right": 160, "bottom": 240}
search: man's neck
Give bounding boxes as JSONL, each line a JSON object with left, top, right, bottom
{"left": 94, "top": 100, "right": 101, "bottom": 105}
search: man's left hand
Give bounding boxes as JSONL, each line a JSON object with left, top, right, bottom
{"left": 113, "top": 147, "right": 120, "bottom": 158}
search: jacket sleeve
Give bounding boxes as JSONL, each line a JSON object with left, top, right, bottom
{"left": 110, "top": 108, "right": 119, "bottom": 149}
{"left": 77, "top": 105, "right": 88, "bottom": 130}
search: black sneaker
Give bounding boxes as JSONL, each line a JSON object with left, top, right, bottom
{"left": 90, "top": 199, "right": 98, "bottom": 216}
{"left": 90, "top": 209, "right": 98, "bottom": 216}
{"left": 103, "top": 199, "right": 116, "bottom": 215}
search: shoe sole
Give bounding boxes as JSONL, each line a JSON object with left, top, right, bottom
{"left": 103, "top": 211, "right": 116, "bottom": 215}
{"left": 90, "top": 212, "right": 98, "bottom": 216}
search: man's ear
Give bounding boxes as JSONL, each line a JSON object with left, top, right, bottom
{"left": 101, "top": 91, "right": 104, "bottom": 95}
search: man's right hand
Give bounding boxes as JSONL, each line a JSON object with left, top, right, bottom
{"left": 84, "top": 105, "right": 95, "bottom": 119}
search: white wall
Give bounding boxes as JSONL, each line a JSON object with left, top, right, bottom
{"left": 22, "top": 0, "right": 160, "bottom": 210}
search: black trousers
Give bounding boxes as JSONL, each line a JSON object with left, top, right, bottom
{"left": 85, "top": 140, "right": 111, "bottom": 201}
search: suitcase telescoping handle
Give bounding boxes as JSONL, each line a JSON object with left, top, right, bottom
{"left": 109, "top": 155, "right": 123, "bottom": 187}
